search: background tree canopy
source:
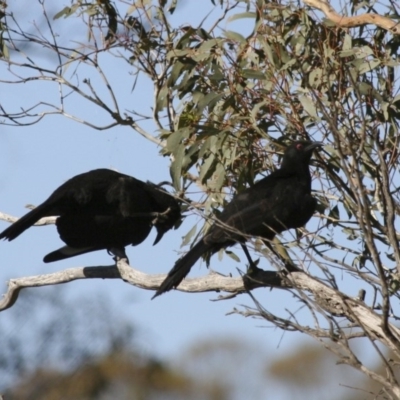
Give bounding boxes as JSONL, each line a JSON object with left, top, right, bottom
{"left": 1, "top": 0, "right": 400, "bottom": 397}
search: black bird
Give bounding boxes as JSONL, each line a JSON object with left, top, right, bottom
{"left": 0, "top": 169, "right": 181, "bottom": 262}
{"left": 153, "top": 140, "right": 322, "bottom": 298}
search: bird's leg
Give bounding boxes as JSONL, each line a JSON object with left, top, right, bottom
{"left": 109, "top": 247, "right": 130, "bottom": 264}
{"left": 263, "top": 240, "right": 300, "bottom": 272}
{"left": 241, "top": 244, "right": 262, "bottom": 274}
{"left": 241, "top": 243, "right": 269, "bottom": 288}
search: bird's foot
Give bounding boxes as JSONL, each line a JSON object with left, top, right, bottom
{"left": 282, "top": 260, "right": 301, "bottom": 272}
{"left": 243, "top": 264, "right": 269, "bottom": 288}
{"left": 242, "top": 252, "right": 263, "bottom": 274}
{"left": 246, "top": 260, "right": 264, "bottom": 276}
{"left": 108, "top": 247, "right": 130, "bottom": 264}
{"left": 151, "top": 207, "right": 171, "bottom": 225}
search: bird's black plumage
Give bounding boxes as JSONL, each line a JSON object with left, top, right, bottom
{"left": 0, "top": 169, "right": 181, "bottom": 262}
{"left": 153, "top": 140, "right": 322, "bottom": 298}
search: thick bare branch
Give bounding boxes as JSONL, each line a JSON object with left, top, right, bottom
{"left": 1, "top": 259, "right": 399, "bottom": 357}
{"left": 0, "top": 260, "right": 245, "bottom": 312}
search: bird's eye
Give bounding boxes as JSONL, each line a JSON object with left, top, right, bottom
{"left": 296, "top": 143, "right": 303, "bottom": 150}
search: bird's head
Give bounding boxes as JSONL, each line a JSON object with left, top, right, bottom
{"left": 280, "top": 140, "right": 323, "bottom": 170}
{"left": 153, "top": 204, "right": 182, "bottom": 245}
{"left": 149, "top": 181, "right": 182, "bottom": 245}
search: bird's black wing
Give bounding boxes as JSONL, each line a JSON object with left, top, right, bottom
{"left": 205, "top": 174, "right": 284, "bottom": 244}
{"left": 47, "top": 175, "right": 156, "bottom": 258}
{"left": 209, "top": 168, "right": 316, "bottom": 243}
{"left": 43, "top": 169, "right": 125, "bottom": 215}
{"left": 49, "top": 175, "right": 180, "bottom": 260}
{"left": 0, "top": 169, "right": 129, "bottom": 241}
{"left": 105, "top": 175, "right": 155, "bottom": 217}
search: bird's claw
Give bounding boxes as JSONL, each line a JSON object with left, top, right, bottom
{"left": 108, "top": 247, "right": 130, "bottom": 264}
{"left": 246, "top": 261, "right": 264, "bottom": 276}
{"left": 151, "top": 207, "right": 171, "bottom": 225}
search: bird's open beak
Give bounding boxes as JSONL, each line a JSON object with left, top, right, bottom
{"left": 305, "top": 142, "right": 324, "bottom": 152}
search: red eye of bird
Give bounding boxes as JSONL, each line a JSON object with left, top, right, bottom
{"left": 296, "top": 143, "right": 303, "bottom": 150}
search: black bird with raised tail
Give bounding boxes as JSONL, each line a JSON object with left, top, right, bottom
{"left": 0, "top": 169, "right": 181, "bottom": 262}
{"left": 153, "top": 140, "right": 322, "bottom": 298}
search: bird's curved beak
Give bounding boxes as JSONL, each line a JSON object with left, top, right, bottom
{"left": 153, "top": 230, "right": 164, "bottom": 245}
{"left": 305, "top": 142, "right": 324, "bottom": 152}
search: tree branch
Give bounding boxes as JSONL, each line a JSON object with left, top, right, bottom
{"left": 0, "top": 260, "right": 247, "bottom": 311}
{"left": 1, "top": 259, "right": 399, "bottom": 355}
{"left": 0, "top": 212, "right": 56, "bottom": 226}
{"left": 303, "top": 0, "right": 400, "bottom": 34}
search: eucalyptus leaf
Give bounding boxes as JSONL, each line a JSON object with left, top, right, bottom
{"left": 181, "top": 225, "right": 197, "bottom": 247}
{"left": 224, "top": 30, "right": 246, "bottom": 43}
{"left": 170, "top": 144, "right": 185, "bottom": 191}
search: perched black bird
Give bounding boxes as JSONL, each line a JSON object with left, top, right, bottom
{"left": 0, "top": 169, "right": 181, "bottom": 262}
{"left": 153, "top": 140, "right": 322, "bottom": 298}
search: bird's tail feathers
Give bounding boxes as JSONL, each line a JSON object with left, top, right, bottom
{"left": 43, "top": 245, "right": 99, "bottom": 263}
{"left": 152, "top": 239, "right": 209, "bottom": 299}
{"left": 0, "top": 203, "right": 51, "bottom": 241}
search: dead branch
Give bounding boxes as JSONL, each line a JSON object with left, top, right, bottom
{"left": 0, "top": 260, "right": 246, "bottom": 311}
{"left": 303, "top": 0, "right": 400, "bottom": 34}
{"left": 0, "top": 212, "right": 56, "bottom": 227}
{"left": 1, "top": 258, "right": 399, "bottom": 355}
